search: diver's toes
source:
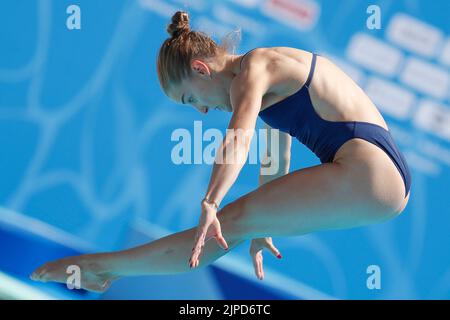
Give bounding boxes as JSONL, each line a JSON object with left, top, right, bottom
{"left": 31, "top": 265, "right": 48, "bottom": 281}
{"left": 35, "top": 263, "right": 63, "bottom": 282}
{"left": 30, "top": 271, "right": 39, "bottom": 281}
{"left": 39, "top": 270, "right": 52, "bottom": 282}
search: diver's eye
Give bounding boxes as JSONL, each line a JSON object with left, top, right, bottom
{"left": 188, "top": 97, "right": 195, "bottom": 104}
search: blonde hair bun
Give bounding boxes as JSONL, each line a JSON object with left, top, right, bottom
{"left": 167, "top": 11, "right": 190, "bottom": 38}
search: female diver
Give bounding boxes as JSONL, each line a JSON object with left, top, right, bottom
{"left": 31, "top": 11, "right": 411, "bottom": 293}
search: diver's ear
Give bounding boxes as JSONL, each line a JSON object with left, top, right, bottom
{"left": 191, "top": 60, "right": 211, "bottom": 78}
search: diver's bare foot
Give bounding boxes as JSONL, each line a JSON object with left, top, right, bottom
{"left": 30, "top": 254, "right": 119, "bottom": 293}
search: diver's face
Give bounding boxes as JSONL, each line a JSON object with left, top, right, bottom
{"left": 169, "top": 59, "right": 232, "bottom": 114}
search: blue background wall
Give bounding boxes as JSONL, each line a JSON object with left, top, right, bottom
{"left": 0, "top": 0, "right": 449, "bottom": 299}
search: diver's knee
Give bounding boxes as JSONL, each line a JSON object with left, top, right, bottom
{"left": 217, "top": 197, "right": 250, "bottom": 238}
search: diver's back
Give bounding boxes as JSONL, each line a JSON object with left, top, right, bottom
{"left": 256, "top": 46, "right": 388, "bottom": 129}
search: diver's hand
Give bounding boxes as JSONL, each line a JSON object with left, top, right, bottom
{"left": 249, "top": 237, "right": 282, "bottom": 280}
{"left": 189, "top": 199, "right": 229, "bottom": 269}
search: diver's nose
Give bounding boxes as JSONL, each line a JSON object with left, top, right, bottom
{"left": 200, "top": 107, "right": 208, "bottom": 114}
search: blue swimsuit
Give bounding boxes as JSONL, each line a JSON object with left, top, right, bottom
{"left": 241, "top": 49, "right": 411, "bottom": 198}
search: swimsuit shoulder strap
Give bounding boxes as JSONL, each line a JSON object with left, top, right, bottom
{"left": 239, "top": 47, "right": 258, "bottom": 71}
{"left": 240, "top": 49, "right": 318, "bottom": 86}
{"left": 304, "top": 53, "right": 318, "bottom": 88}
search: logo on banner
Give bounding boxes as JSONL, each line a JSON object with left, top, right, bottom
{"left": 262, "top": 0, "right": 320, "bottom": 31}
